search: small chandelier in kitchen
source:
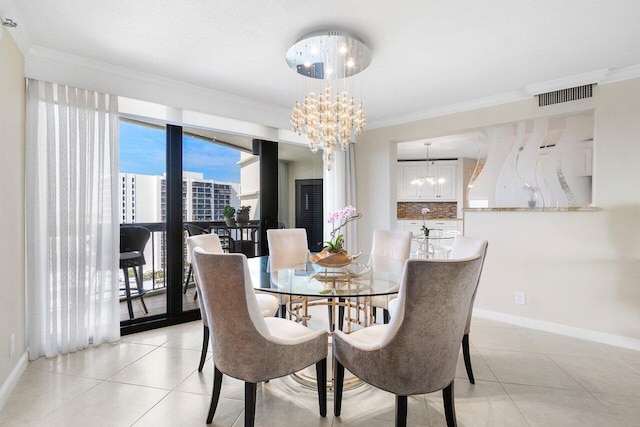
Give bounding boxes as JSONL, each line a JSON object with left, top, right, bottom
{"left": 411, "top": 143, "right": 446, "bottom": 186}
{"left": 286, "top": 30, "right": 371, "bottom": 170}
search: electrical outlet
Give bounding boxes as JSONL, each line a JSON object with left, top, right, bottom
{"left": 9, "top": 334, "right": 15, "bottom": 357}
{"left": 514, "top": 292, "right": 526, "bottom": 305}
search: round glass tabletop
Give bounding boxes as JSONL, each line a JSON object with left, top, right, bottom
{"left": 248, "top": 256, "right": 401, "bottom": 298}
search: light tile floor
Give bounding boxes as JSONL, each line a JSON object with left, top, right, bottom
{"left": 2, "top": 312, "right": 640, "bottom": 426}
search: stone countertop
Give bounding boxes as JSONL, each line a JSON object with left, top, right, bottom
{"left": 463, "top": 207, "right": 598, "bottom": 212}
{"left": 398, "top": 217, "right": 462, "bottom": 221}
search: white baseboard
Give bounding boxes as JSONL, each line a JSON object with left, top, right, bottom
{"left": 0, "top": 352, "right": 28, "bottom": 411}
{"left": 473, "top": 308, "right": 640, "bottom": 351}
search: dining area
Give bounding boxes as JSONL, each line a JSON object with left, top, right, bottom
{"left": 185, "top": 220, "right": 488, "bottom": 427}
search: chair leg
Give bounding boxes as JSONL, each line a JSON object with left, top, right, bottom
{"left": 395, "top": 395, "right": 407, "bottom": 427}
{"left": 334, "top": 358, "right": 345, "bottom": 416}
{"left": 206, "top": 366, "right": 223, "bottom": 424}
{"left": 443, "top": 381, "right": 457, "bottom": 427}
{"left": 383, "top": 309, "right": 390, "bottom": 324}
{"left": 315, "top": 358, "right": 327, "bottom": 417}
{"left": 183, "top": 264, "right": 192, "bottom": 294}
{"left": 462, "top": 333, "right": 474, "bottom": 384}
{"left": 139, "top": 295, "right": 148, "bottom": 314}
{"left": 132, "top": 266, "right": 148, "bottom": 314}
{"left": 193, "top": 289, "right": 198, "bottom": 301}
{"left": 244, "top": 382, "right": 257, "bottom": 427}
{"left": 123, "top": 268, "right": 134, "bottom": 320}
{"left": 198, "top": 325, "right": 209, "bottom": 372}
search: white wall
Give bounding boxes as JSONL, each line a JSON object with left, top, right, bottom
{"left": 356, "top": 80, "right": 640, "bottom": 343}
{"left": 0, "top": 30, "right": 26, "bottom": 405}
{"left": 238, "top": 152, "right": 260, "bottom": 219}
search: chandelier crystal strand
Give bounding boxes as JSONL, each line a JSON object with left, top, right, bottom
{"left": 290, "top": 84, "right": 366, "bottom": 170}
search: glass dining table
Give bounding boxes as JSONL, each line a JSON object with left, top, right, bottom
{"left": 246, "top": 256, "right": 402, "bottom": 332}
{"left": 246, "top": 255, "right": 403, "bottom": 389}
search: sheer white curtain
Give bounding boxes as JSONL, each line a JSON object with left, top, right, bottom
{"left": 324, "top": 143, "right": 358, "bottom": 253}
{"left": 26, "top": 79, "right": 120, "bottom": 360}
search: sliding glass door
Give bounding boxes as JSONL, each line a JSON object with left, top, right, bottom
{"left": 119, "top": 119, "right": 247, "bottom": 333}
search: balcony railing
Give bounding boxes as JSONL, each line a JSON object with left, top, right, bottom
{"left": 119, "top": 221, "right": 261, "bottom": 294}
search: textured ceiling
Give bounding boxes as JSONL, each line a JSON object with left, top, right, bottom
{"left": 5, "top": 0, "right": 640, "bottom": 130}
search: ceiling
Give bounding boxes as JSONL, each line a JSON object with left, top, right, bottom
{"left": 4, "top": 0, "right": 640, "bottom": 132}
{"left": 184, "top": 126, "right": 320, "bottom": 163}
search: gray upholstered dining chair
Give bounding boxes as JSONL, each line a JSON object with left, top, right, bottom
{"left": 186, "top": 234, "right": 278, "bottom": 372}
{"left": 191, "top": 250, "right": 328, "bottom": 426}
{"left": 388, "top": 236, "right": 488, "bottom": 384}
{"left": 333, "top": 255, "right": 484, "bottom": 427}
{"left": 447, "top": 236, "right": 488, "bottom": 384}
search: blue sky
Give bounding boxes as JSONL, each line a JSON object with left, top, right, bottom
{"left": 119, "top": 121, "right": 241, "bottom": 182}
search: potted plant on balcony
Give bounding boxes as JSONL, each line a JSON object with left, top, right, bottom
{"left": 223, "top": 205, "right": 236, "bottom": 226}
{"left": 236, "top": 205, "right": 251, "bottom": 225}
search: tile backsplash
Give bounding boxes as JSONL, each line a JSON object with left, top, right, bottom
{"left": 397, "top": 202, "right": 458, "bottom": 219}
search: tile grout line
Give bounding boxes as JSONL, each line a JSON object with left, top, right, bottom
{"left": 494, "top": 381, "right": 534, "bottom": 427}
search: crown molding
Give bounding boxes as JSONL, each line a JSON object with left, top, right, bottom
{"left": 368, "top": 89, "right": 531, "bottom": 130}
{"left": 600, "top": 63, "right": 640, "bottom": 84}
{"left": 0, "top": 0, "right": 33, "bottom": 54}
{"left": 524, "top": 69, "right": 609, "bottom": 96}
{"left": 24, "top": 46, "right": 293, "bottom": 132}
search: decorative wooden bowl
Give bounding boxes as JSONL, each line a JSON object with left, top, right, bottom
{"left": 310, "top": 250, "right": 360, "bottom": 268}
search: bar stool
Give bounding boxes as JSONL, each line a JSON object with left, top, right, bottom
{"left": 120, "top": 226, "right": 151, "bottom": 320}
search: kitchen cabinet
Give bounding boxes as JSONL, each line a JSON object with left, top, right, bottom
{"left": 397, "top": 161, "right": 457, "bottom": 201}
{"left": 397, "top": 219, "right": 462, "bottom": 235}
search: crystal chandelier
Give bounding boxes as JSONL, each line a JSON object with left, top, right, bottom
{"left": 286, "top": 30, "right": 372, "bottom": 170}
{"left": 290, "top": 85, "right": 365, "bottom": 169}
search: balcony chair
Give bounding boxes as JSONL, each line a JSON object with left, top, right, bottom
{"left": 191, "top": 250, "right": 328, "bottom": 426}
{"left": 389, "top": 236, "right": 488, "bottom": 384}
{"left": 119, "top": 226, "right": 151, "bottom": 320}
{"left": 184, "top": 223, "right": 210, "bottom": 296}
{"left": 333, "top": 255, "right": 485, "bottom": 427}
{"left": 187, "top": 234, "right": 279, "bottom": 372}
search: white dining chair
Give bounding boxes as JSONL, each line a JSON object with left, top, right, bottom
{"left": 432, "top": 230, "right": 462, "bottom": 259}
{"left": 267, "top": 228, "right": 326, "bottom": 324}
{"left": 367, "top": 229, "right": 412, "bottom": 324}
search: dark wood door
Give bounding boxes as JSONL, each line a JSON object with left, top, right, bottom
{"left": 295, "top": 179, "right": 323, "bottom": 252}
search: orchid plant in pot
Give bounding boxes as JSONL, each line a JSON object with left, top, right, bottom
{"left": 420, "top": 207, "right": 431, "bottom": 236}
{"left": 324, "top": 206, "right": 362, "bottom": 253}
{"left": 311, "top": 206, "right": 362, "bottom": 267}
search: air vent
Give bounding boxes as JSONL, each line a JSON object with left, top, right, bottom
{"left": 537, "top": 84, "right": 593, "bottom": 107}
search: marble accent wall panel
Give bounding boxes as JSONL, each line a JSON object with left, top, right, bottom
{"left": 468, "top": 113, "right": 593, "bottom": 208}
